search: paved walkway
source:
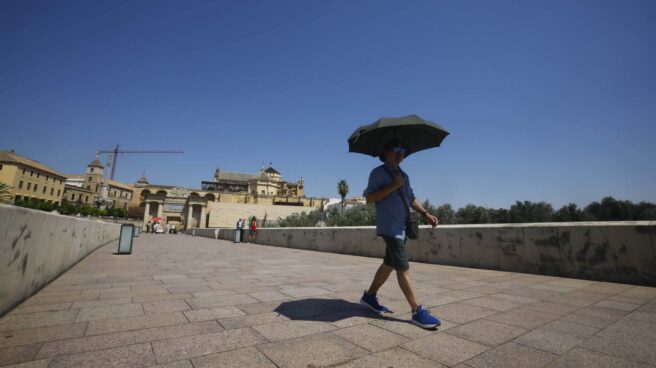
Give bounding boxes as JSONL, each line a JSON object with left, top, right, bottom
{"left": 1, "top": 234, "right": 655, "bottom": 368}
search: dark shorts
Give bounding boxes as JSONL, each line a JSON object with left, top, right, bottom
{"left": 382, "top": 235, "right": 409, "bottom": 271}
{"left": 249, "top": 229, "right": 256, "bottom": 235}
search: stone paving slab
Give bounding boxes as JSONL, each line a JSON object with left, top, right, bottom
{"left": 1, "top": 234, "right": 655, "bottom": 368}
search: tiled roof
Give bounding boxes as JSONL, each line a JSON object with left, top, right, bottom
{"left": 264, "top": 166, "right": 281, "bottom": 175}
{"left": 216, "top": 172, "right": 257, "bottom": 182}
{"left": 87, "top": 158, "right": 104, "bottom": 168}
{"left": 64, "top": 184, "right": 94, "bottom": 193}
{"left": 106, "top": 179, "right": 133, "bottom": 191}
{"left": 0, "top": 150, "right": 66, "bottom": 179}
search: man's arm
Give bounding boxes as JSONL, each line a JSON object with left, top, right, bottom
{"left": 365, "top": 173, "right": 404, "bottom": 203}
{"left": 411, "top": 199, "right": 439, "bottom": 227}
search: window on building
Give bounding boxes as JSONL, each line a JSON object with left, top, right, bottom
{"left": 57, "top": 189, "right": 61, "bottom": 196}
{"left": 87, "top": 185, "right": 91, "bottom": 190}
{"left": 71, "top": 194, "right": 75, "bottom": 201}
{"left": 88, "top": 176, "right": 92, "bottom": 181}
{"left": 90, "top": 168, "right": 94, "bottom": 173}
{"left": 30, "top": 171, "right": 33, "bottom": 176}
{"left": 0, "top": 164, "right": 3, "bottom": 170}
{"left": 50, "top": 188, "right": 54, "bottom": 195}
{"left": 95, "top": 184, "right": 99, "bottom": 191}
{"left": 19, "top": 181, "right": 23, "bottom": 189}
{"left": 43, "top": 186, "right": 46, "bottom": 194}
{"left": 34, "top": 184, "right": 38, "bottom": 192}
{"left": 22, "top": 169, "right": 25, "bottom": 175}
{"left": 27, "top": 182, "right": 31, "bottom": 190}
{"left": 85, "top": 196, "right": 88, "bottom": 202}
{"left": 15, "top": 195, "right": 21, "bottom": 201}
{"left": 37, "top": 173, "right": 40, "bottom": 178}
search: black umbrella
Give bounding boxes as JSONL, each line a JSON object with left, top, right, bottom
{"left": 348, "top": 114, "right": 449, "bottom": 157}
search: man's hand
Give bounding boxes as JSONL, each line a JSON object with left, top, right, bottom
{"left": 392, "top": 173, "right": 405, "bottom": 189}
{"left": 424, "top": 213, "right": 438, "bottom": 228}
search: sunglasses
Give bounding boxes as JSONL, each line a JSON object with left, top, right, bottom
{"left": 392, "top": 146, "right": 406, "bottom": 154}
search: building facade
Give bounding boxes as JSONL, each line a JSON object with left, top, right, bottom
{"left": 3, "top": 151, "right": 324, "bottom": 231}
{"left": 201, "top": 166, "right": 304, "bottom": 198}
{"left": 64, "top": 158, "right": 133, "bottom": 209}
{"left": 0, "top": 150, "right": 66, "bottom": 204}
{"left": 134, "top": 165, "right": 322, "bottom": 230}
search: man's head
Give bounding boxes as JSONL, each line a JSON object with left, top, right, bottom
{"left": 379, "top": 138, "right": 406, "bottom": 165}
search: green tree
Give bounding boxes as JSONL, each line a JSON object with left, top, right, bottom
{"left": 327, "top": 204, "right": 376, "bottom": 226}
{"left": 0, "top": 183, "right": 13, "bottom": 204}
{"left": 277, "top": 210, "right": 324, "bottom": 227}
{"left": 337, "top": 179, "right": 349, "bottom": 214}
{"left": 489, "top": 208, "right": 511, "bottom": 223}
{"left": 456, "top": 204, "right": 490, "bottom": 224}
{"left": 435, "top": 204, "right": 456, "bottom": 224}
{"left": 584, "top": 196, "right": 637, "bottom": 221}
{"left": 509, "top": 201, "right": 553, "bottom": 223}
{"left": 553, "top": 203, "right": 583, "bottom": 222}
{"left": 635, "top": 201, "right": 656, "bottom": 220}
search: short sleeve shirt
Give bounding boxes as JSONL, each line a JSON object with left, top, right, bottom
{"left": 364, "top": 164, "right": 416, "bottom": 237}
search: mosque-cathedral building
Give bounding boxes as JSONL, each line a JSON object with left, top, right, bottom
{"left": 135, "top": 164, "right": 323, "bottom": 229}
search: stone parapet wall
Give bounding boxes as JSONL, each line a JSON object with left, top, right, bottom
{"left": 187, "top": 221, "right": 656, "bottom": 286}
{"left": 0, "top": 204, "right": 120, "bottom": 316}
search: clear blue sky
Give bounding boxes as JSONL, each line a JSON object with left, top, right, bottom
{"left": 1, "top": 0, "right": 655, "bottom": 209}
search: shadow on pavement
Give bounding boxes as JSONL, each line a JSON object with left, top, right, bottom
{"left": 274, "top": 298, "right": 410, "bottom": 324}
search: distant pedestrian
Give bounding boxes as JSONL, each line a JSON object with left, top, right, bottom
{"left": 248, "top": 217, "right": 257, "bottom": 242}
{"left": 360, "top": 138, "right": 441, "bottom": 329}
{"left": 146, "top": 221, "right": 151, "bottom": 233}
{"left": 235, "top": 218, "right": 244, "bottom": 243}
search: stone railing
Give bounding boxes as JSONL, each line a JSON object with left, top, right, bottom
{"left": 187, "top": 221, "right": 656, "bottom": 286}
{"left": 0, "top": 204, "right": 121, "bottom": 316}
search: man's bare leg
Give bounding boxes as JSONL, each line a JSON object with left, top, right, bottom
{"left": 397, "top": 270, "right": 419, "bottom": 312}
{"left": 366, "top": 263, "right": 394, "bottom": 294}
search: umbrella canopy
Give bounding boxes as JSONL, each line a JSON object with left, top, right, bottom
{"left": 348, "top": 114, "right": 449, "bottom": 157}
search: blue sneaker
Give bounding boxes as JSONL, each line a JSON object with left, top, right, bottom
{"left": 411, "top": 305, "right": 441, "bottom": 329}
{"left": 360, "top": 291, "right": 391, "bottom": 314}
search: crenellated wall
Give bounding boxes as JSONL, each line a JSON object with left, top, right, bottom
{"left": 0, "top": 205, "right": 120, "bottom": 316}
{"left": 187, "top": 221, "right": 656, "bottom": 286}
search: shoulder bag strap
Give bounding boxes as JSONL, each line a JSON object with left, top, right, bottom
{"left": 382, "top": 166, "right": 412, "bottom": 219}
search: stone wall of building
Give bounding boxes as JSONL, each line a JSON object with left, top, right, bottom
{"left": 188, "top": 221, "right": 656, "bottom": 286}
{"left": 206, "top": 202, "right": 319, "bottom": 228}
{"left": 0, "top": 204, "right": 120, "bottom": 317}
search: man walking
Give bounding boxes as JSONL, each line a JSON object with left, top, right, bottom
{"left": 360, "top": 138, "right": 441, "bottom": 329}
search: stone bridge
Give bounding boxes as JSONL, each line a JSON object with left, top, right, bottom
{"left": 1, "top": 233, "right": 655, "bottom": 367}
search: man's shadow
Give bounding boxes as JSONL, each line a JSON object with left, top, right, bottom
{"left": 273, "top": 298, "right": 413, "bottom": 325}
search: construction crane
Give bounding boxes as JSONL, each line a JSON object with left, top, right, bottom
{"left": 96, "top": 145, "right": 184, "bottom": 180}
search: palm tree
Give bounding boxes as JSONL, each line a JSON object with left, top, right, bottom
{"left": 0, "top": 183, "right": 13, "bottom": 204}
{"left": 337, "top": 180, "right": 349, "bottom": 214}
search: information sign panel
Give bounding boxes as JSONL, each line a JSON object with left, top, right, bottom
{"left": 117, "top": 224, "right": 134, "bottom": 254}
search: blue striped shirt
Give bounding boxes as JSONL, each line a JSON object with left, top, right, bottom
{"left": 364, "top": 163, "right": 416, "bottom": 238}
